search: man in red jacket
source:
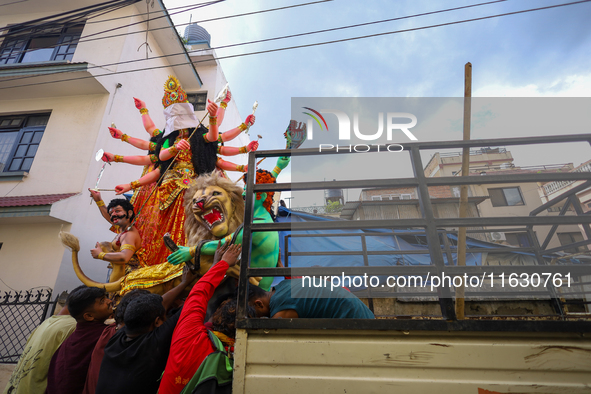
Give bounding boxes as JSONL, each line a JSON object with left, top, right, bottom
{"left": 159, "top": 242, "right": 242, "bottom": 394}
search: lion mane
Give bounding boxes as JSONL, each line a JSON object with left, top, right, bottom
{"left": 183, "top": 172, "right": 245, "bottom": 246}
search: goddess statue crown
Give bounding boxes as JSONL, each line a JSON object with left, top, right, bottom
{"left": 162, "top": 75, "right": 188, "bottom": 108}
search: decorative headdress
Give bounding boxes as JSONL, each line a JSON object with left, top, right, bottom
{"left": 162, "top": 76, "right": 188, "bottom": 108}
{"left": 161, "top": 75, "right": 198, "bottom": 137}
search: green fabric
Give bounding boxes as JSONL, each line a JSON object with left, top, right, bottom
{"left": 3, "top": 315, "right": 76, "bottom": 394}
{"left": 179, "top": 332, "right": 232, "bottom": 394}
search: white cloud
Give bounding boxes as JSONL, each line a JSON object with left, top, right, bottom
{"left": 475, "top": 73, "right": 591, "bottom": 97}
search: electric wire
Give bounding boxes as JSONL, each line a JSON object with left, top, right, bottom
{"left": 0, "top": 0, "right": 327, "bottom": 63}
{"left": 84, "top": 0, "right": 246, "bottom": 24}
{"left": 0, "top": 0, "right": 29, "bottom": 7}
{"left": 0, "top": 0, "right": 222, "bottom": 42}
{"left": 0, "top": 0, "right": 511, "bottom": 84}
{"left": 0, "top": 0, "right": 138, "bottom": 33}
{"left": 74, "top": 0, "right": 333, "bottom": 46}
{"left": 0, "top": 0, "right": 589, "bottom": 91}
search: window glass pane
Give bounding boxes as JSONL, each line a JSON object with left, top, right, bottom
{"left": 10, "top": 118, "right": 23, "bottom": 126}
{"left": 65, "top": 25, "right": 84, "bottom": 34}
{"left": 0, "top": 131, "right": 19, "bottom": 171}
{"left": 503, "top": 188, "right": 524, "bottom": 206}
{"left": 488, "top": 189, "right": 506, "bottom": 206}
{"left": 32, "top": 131, "right": 43, "bottom": 143}
{"left": 26, "top": 145, "right": 38, "bottom": 156}
{"left": 15, "top": 145, "right": 27, "bottom": 157}
{"left": 20, "top": 132, "right": 32, "bottom": 144}
{"left": 21, "top": 36, "right": 59, "bottom": 63}
{"left": 0, "top": 120, "right": 11, "bottom": 126}
{"left": 26, "top": 115, "right": 49, "bottom": 127}
{"left": 8, "top": 158, "right": 22, "bottom": 171}
{"left": 21, "top": 157, "right": 34, "bottom": 171}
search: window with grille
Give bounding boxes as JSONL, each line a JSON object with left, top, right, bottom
{"left": 0, "top": 23, "right": 84, "bottom": 65}
{"left": 557, "top": 232, "right": 589, "bottom": 254}
{"left": 488, "top": 187, "right": 525, "bottom": 207}
{"left": 0, "top": 114, "right": 50, "bottom": 172}
{"left": 187, "top": 92, "right": 208, "bottom": 111}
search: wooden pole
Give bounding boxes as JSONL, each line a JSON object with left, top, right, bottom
{"left": 456, "top": 62, "right": 472, "bottom": 320}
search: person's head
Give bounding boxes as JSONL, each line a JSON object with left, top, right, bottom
{"left": 123, "top": 293, "right": 165, "bottom": 337}
{"left": 107, "top": 198, "right": 135, "bottom": 226}
{"left": 247, "top": 284, "right": 272, "bottom": 317}
{"left": 114, "top": 289, "right": 150, "bottom": 326}
{"left": 212, "top": 299, "right": 256, "bottom": 338}
{"left": 67, "top": 285, "right": 113, "bottom": 323}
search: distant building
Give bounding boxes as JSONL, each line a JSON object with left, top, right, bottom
{"left": 342, "top": 147, "right": 587, "bottom": 250}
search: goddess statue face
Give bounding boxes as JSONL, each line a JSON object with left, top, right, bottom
{"left": 191, "top": 185, "right": 235, "bottom": 237}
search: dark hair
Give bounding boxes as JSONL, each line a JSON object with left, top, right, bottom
{"left": 246, "top": 284, "right": 267, "bottom": 302}
{"left": 157, "top": 126, "right": 218, "bottom": 182}
{"left": 212, "top": 299, "right": 256, "bottom": 338}
{"left": 211, "top": 292, "right": 234, "bottom": 314}
{"left": 123, "top": 294, "right": 165, "bottom": 333}
{"left": 67, "top": 286, "right": 107, "bottom": 320}
{"left": 114, "top": 289, "right": 150, "bottom": 325}
{"left": 107, "top": 198, "right": 135, "bottom": 221}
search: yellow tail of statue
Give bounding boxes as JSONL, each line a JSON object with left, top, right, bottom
{"left": 59, "top": 231, "right": 123, "bottom": 293}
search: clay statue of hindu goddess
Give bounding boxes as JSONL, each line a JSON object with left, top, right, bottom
{"left": 100, "top": 76, "right": 256, "bottom": 277}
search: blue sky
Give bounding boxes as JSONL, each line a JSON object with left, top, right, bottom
{"left": 164, "top": 0, "right": 591, "bottom": 204}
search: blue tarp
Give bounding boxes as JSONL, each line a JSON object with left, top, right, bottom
{"left": 276, "top": 206, "right": 483, "bottom": 270}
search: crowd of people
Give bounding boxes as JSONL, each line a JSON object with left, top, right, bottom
{"left": 4, "top": 247, "right": 374, "bottom": 393}
{"left": 4, "top": 199, "right": 374, "bottom": 394}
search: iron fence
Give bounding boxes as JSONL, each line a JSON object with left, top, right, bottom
{"left": 0, "top": 288, "right": 57, "bottom": 363}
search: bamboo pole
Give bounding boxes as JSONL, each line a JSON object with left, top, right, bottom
{"left": 456, "top": 62, "right": 472, "bottom": 319}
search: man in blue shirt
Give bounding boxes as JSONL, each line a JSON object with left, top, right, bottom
{"left": 248, "top": 279, "right": 374, "bottom": 319}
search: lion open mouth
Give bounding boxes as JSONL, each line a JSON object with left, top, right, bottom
{"left": 201, "top": 207, "right": 224, "bottom": 229}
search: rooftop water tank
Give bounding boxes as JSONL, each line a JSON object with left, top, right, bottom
{"left": 184, "top": 23, "right": 211, "bottom": 46}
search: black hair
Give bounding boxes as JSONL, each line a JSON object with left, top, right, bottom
{"left": 210, "top": 292, "right": 234, "bottom": 314}
{"left": 123, "top": 293, "right": 165, "bottom": 333}
{"left": 212, "top": 298, "right": 256, "bottom": 338}
{"left": 189, "top": 124, "right": 219, "bottom": 176}
{"left": 67, "top": 286, "right": 107, "bottom": 320}
{"left": 157, "top": 125, "right": 219, "bottom": 182}
{"left": 107, "top": 198, "right": 135, "bottom": 221}
{"left": 246, "top": 284, "right": 267, "bottom": 302}
{"left": 114, "top": 289, "right": 150, "bottom": 325}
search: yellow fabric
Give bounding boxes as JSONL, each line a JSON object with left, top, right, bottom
{"left": 120, "top": 262, "right": 184, "bottom": 294}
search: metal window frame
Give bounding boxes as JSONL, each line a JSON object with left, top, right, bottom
{"left": 488, "top": 186, "right": 525, "bottom": 207}
{"left": 0, "top": 22, "right": 84, "bottom": 65}
{"left": 236, "top": 133, "right": 591, "bottom": 332}
{"left": 0, "top": 113, "right": 50, "bottom": 173}
{"left": 187, "top": 92, "right": 208, "bottom": 111}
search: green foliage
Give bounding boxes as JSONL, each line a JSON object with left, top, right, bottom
{"left": 325, "top": 201, "right": 343, "bottom": 213}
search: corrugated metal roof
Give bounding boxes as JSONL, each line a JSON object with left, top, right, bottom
{"left": 0, "top": 193, "right": 77, "bottom": 207}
